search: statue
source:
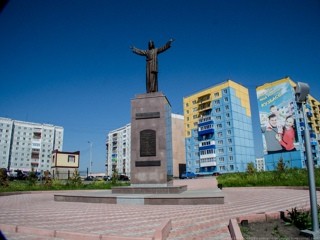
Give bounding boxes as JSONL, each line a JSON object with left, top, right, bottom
{"left": 131, "top": 39, "right": 174, "bottom": 93}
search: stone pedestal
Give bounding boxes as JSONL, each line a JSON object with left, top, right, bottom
{"left": 130, "top": 92, "right": 171, "bottom": 186}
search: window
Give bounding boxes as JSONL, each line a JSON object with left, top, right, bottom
{"left": 68, "top": 155, "right": 75, "bottom": 163}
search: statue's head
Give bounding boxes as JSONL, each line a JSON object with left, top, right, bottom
{"left": 148, "top": 40, "right": 155, "bottom": 49}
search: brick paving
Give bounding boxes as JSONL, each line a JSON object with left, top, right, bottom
{"left": 0, "top": 177, "right": 318, "bottom": 240}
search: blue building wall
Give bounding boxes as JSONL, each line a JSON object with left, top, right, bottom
{"left": 185, "top": 83, "right": 255, "bottom": 175}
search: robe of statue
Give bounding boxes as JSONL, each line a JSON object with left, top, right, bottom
{"left": 132, "top": 40, "right": 173, "bottom": 93}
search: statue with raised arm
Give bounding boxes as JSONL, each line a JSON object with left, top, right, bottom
{"left": 131, "top": 39, "right": 174, "bottom": 93}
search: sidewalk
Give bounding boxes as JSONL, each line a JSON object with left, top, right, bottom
{"left": 0, "top": 177, "right": 317, "bottom": 240}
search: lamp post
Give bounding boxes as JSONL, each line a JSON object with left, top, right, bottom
{"left": 295, "top": 82, "right": 319, "bottom": 238}
{"left": 88, "top": 141, "right": 93, "bottom": 176}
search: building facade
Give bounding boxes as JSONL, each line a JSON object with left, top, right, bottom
{"left": 171, "top": 114, "right": 186, "bottom": 177}
{"left": 0, "top": 117, "right": 63, "bottom": 172}
{"left": 256, "top": 77, "right": 320, "bottom": 170}
{"left": 105, "top": 114, "right": 185, "bottom": 178}
{"left": 105, "top": 123, "right": 131, "bottom": 178}
{"left": 51, "top": 150, "right": 80, "bottom": 180}
{"left": 183, "top": 80, "right": 255, "bottom": 175}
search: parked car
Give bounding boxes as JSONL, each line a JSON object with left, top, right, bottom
{"left": 118, "top": 174, "right": 130, "bottom": 181}
{"left": 84, "top": 176, "right": 94, "bottom": 181}
{"left": 8, "top": 170, "right": 27, "bottom": 180}
{"left": 103, "top": 176, "right": 111, "bottom": 181}
{"left": 180, "top": 171, "right": 197, "bottom": 179}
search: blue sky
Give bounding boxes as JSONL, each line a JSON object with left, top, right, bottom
{"left": 1, "top": 0, "right": 319, "bottom": 173}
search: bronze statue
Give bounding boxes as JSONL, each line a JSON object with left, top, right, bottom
{"left": 131, "top": 39, "right": 174, "bottom": 93}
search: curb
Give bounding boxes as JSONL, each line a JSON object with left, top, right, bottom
{"left": 0, "top": 219, "right": 172, "bottom": 240}
{"left": 228, "top": 211, "right": 283, "bottom": 240}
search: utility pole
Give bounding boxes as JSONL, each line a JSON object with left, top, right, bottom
{"left": 295, "top": 82, "right": 320, "bottom": 239}
{"left": 88, "top": 141, "right": 93, "bottom": 176}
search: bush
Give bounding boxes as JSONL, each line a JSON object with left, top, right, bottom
{"left": 286, "top": 206, "right": 320, "bottom": 230}
{"left": 217, "top": 168, "right": 315, "bottom": 187}
{"left": 0, "top": 168, "right": 9, "bottom": 187}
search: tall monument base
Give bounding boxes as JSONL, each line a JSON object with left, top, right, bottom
{"left": 130, "top": 92, "right": 172, "bottom": 187}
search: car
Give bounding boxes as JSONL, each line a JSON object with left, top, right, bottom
{"left": 84, "top": 176, "right": 94, "bottom": 181}
{"left": 180, "top": 171, "right": 197, "bottom": 179}
{"left": 118, "top": 174, "right": 130, "bottom": 181}
{"left": 8, "top": 170, "right": 27, "bottom": 180}
{"left": 103, "top": 176, "right": 111, "bottom": 181}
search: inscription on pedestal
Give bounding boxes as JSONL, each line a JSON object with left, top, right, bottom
{"left": 135, "top": 160, "right": 161, "bottom": 167}
{"left": 136, "top": 112, "right": 160, "bottom": 119}
{"left": 140, "top": 129, "right": 156, "bottom": 156}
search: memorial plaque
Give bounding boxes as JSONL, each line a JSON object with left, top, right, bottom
{"left": 136, "top": 112, "right": 160, "bottom": 119}
{"left": 140, "top": 129, "right": 156, "bottom": 156}
{"left": 135, "top": 160, "right": 161, "bottom": 167}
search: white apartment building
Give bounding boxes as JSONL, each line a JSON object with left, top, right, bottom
{"left": 105, "top": 123, "right": 131, "bottom": 177}
{"left": 256, "top": 157, "right": 265, "bottom": 172}
{"left": 0, "top": 117, "right": 63, "bottom": 172}
{"left": 105, "top": 114, "right": 185, "bottom": 178}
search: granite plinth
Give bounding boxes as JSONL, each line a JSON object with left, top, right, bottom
{"left": 111, "top": 185, "right": 187, "bottom": 194}
{"left": 54, "top": 188, "right": 224, "bottom": 205}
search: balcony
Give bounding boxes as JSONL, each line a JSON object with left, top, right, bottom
{"left": 200, "top": 159, "right": 217, "bottom": 167}
{"left": 198, "top": 103, "right": 212, "bottom": 113}
{"left": 199, "top": 140, "right": 215, "bottom": 153}
{"left": 198, "top": 123, "right": 214, "bottom": 135}
{"left": 199, "top": 116, "right": 213, "bottom": 124}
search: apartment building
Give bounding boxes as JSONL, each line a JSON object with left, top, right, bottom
{"left": 105, "top": 114, "right": 185, "bottom": 178}
{"left": 0, "top": 117, "right": 63, "bottom": 172}
{"left": 105, "top": 123, "right": 131, "bottom": 177}
{"left": 183, "top": 80, "right": 255, "bottom": 175}
{"left": 256, "top": 77, "right": 320, "bottom": 170}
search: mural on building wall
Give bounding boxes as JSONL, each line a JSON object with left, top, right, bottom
{"left": 257, "top": 81, "right": 299, "bottom": 155}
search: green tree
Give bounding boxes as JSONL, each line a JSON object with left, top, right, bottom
{"left": 69, "top": 170, "right": 82, "bottom": 186}
{"left": 0, "top": 168, "right": 9, "bottom": 187}
{"left": 246, "top": 162, "right": 256, "bottom": 175}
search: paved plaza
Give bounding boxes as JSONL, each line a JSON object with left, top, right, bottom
{"left": 0, "top": 177, "right": 318, "bottom": 239}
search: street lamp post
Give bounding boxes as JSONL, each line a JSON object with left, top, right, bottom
{"left": 88, "top": 141, "right": 93, "bottom": 176}
{"left": 295, "top": 82, "right": 320, "bottom": 239}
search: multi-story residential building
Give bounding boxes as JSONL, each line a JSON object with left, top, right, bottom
{"left": 307, "top": 95, "right": 320, "bottom": 164}
{"left": 0, "top": 117, "right": 63, "bottom": 172}
{"left": 255, "top": 157, "right": 265, "bottom": 172}
{"left": 183, "top": 80, "right": 255, "bottom": 175}
{"left": 105, "top": 123, "right": 131, "bottom": 177}
{"left": 105, "top": 114, "right": 185, "bottom": 178}
{"left": 256, "top": 77, "right": 320, "bottom": 170}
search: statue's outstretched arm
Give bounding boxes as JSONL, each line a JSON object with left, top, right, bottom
{"left": 131, "top": 46, "right": 146, "bottom": 56}
{"left": 157, "top": 38, "right": 174, "bottom": 54}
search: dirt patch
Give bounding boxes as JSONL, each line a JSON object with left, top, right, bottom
{"left": 240, "top": 219, "right": 310, "bottom": 239}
